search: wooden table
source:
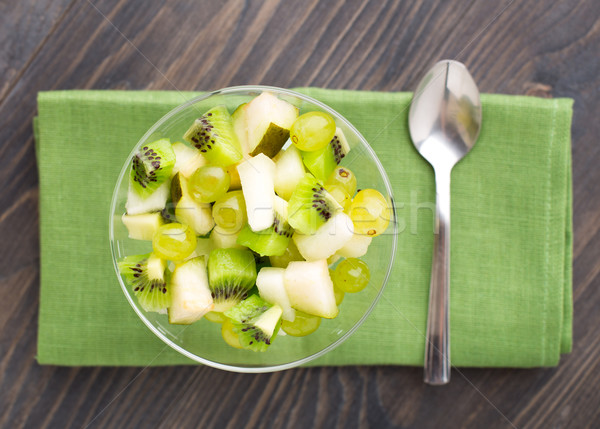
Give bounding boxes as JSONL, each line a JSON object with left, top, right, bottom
{"left": 2, "top": 1, "right": 599, "bottom": 427}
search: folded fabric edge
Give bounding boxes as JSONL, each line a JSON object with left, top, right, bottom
{"left": 36, "top": 89, "right": 575, "bottom": 110}
{"left": 561, "top": 98, "right": 574, "bottom": 355}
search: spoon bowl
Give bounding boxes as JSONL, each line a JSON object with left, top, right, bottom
{"left": 410, "top": 60, "right": 481, "bottom": 169}
{"left": 408, "top": 60, "right": 482, "bottom": 385}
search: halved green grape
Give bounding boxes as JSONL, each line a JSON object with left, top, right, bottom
{"left": 204, "top": 311, "right": 227, "bottom": 323}
{"left": 221, "top": 319, "right": 243, "bottom": 349}
{"left": 152, "top": 222, "right": 197, "bottom": 261}
{"left": 212, "top": 190, "right": 247, "bottom": 232}
{"left": 290, "top": 112, "right": 336, "bottom": 152}
{"left": 189, "top": 165, "right": 230, "bottom": 203}
{"left": 281, "top": 310, "right": 321, "bottom": 336}
{"left": 332, "top": 258, "right": 370, "bottom": 293}
{"left": 349, "top": 189, "right": 391, "bottom": 237}
{"left": 333, "top": 285, "right": 345, "bottom": 305}
{"left": 329, "top": 268, "right": 344, "bottom": 305}
{"left": 326, "top": 166, "right": 357, "bottom": 196}
{"left": 324, "top": 184, "right": 351, "bottom": 212}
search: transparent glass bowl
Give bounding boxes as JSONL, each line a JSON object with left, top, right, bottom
{"left": 109, "top": 86, "right": 397, "bottom": 372}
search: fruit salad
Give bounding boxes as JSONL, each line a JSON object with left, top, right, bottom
{"left": 118, "top": 91, "right": 390, "bottom": 352}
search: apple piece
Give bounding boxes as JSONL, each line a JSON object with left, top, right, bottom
{"left": 244, "top": 92, "right": 299, "bottom": 157}
{"left": 256, "top": 267, "right": 295, "bottom": 321}
{"left": 284, "top": 260, "right": 338, "bottom": 319}
{"left": 171, "top": 142, "right": 207, "bottom": 178}
{"left": 169, "top": 256, "right": 214, "bottom": 324}
{"left": 292, "top": 212, "right": 354, "bottom": 261}
{"left": 237, "top": 154, "right": 276, "bottom": 231}
{"left": 336, "top": 234, "right": 372, "bottom": 258}
{"left": 274, "top": 144, "right": 306, "bottom": 200}
{"left": 122, "top": 212, "right": 164, "bottom": 240}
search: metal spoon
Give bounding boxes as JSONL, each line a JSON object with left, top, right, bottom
{"left": 408, "top": 60, "right": 482, "bottom": 385}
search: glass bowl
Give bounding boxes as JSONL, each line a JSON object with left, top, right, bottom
{"left": 109, "top": 85, "right": 397, "bottom": 372}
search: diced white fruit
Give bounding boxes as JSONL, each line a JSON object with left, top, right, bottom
{"left": 179, "top": 155, "right": 207, "bottom": 177}
{"left": 256, "top": 267, "right": 295, "bottom": 322}
{"left": 175, "top": 196, "right": 215, "bottom": 236}
{"left": 237, "top": 154, "right": 276, "bottom": 231}
{"left": 244, "top": 92, "right": 299, "bottom": 154}
{"left": 171, "top": 142, "right": 207, "bottom": 178}
{"left": 122, "top": 212, "right": 164, "bottom": 240}
{"left": 284, "top": 260, "right": 338, "bottom": 319}
{"left": 126, "top": 181, "right": 170, "bottom": 215}
{"left": 336, "top": 234, "right": 372, "bottom": 258}
{"left": 169, "top": 257, "right": 214, "bottom": 324}
{"left": 210, "top": 225, "right": 245, "bottom": 250}
{"left": 274, "top": 144, "right": 305, "bottom": 200}
{"left": 254, "top": 304, "right": 283, "bottom": 338}
{"left": 231, "top": 103, "right": 251, "bottom": 158}
{"left": 293, "top": 212, "right": 354, "bottom": 261}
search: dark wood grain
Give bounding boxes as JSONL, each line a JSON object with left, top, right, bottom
{"left": 1, "top": 0, "right": 599, "bottom": 428}
{"left": 0, "top": 0, "right": 76, "bottom": 102}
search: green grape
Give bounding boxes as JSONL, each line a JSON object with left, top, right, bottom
{"left": 212, "top": 190, "right": 247, "bottom": 232}
{"left": 326, "top": 166, "right": 357, "bottom": 196}
{"left": 204, "top": 311, "right": 227, "bottom": 323}
{"left": 329, "top": 268, "right": 344, "bottom": 305}
{"left": 269, "top": 241, "right": 304, "bottom": 268}
{"left": 324, "top": 184, "right": 351, "bottom": 212}
{"left": 221, "top": 319, "right": 243, "bottom": 349}
{"left": 189, "top": 165, "right": 230, "bottom": 203}
{"left": 333, "top": 258, "right": 370, "bottom": 293}
{"left": 349, "top": 189, "right": 391, "bottom": 237}
{"left": 290, "top": 112, "right": 336, "bottom": 152}
{"left": 152, "top": 222, "right": 197, "bottom": 261}
{"left": 281, "top": 310, "right": 321, "bottom": 336}
{"left": 333, "top": 284, "right": 345, "bottom": 305}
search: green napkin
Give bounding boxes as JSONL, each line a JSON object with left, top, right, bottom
{"left": 35, "top": 89, "right": 572, "bottom": 367}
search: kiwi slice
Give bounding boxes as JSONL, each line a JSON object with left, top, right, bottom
{"left": 301, "top": 128, "right": 350, "bottom": 181}
{"left": 183, "top": 105, "right": 242, "bottom": 167}
{"left": 207, "top": 248, "right": 257, "bottom": 312}
{"left": 224, "top": 294, "right": 283, "bottom": 351}
{"left": 130, "top": 139, "right": 176, "bottom": 197}
{"left": 287, "top": 173, "right": 341, "bottom": 234}
{"left": 236, "top": 196, "right": 293, "bottom": 256}
{"left": 118, "top": 253, "right": 170, "bottom": 312}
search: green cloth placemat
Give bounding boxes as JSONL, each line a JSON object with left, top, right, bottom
{"left": 35, "top": 89, "right": 573, "bottom": 367}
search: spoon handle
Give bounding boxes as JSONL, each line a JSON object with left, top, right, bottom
{"left": 424, "top": 168, "right": 451, "bottom": 385}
